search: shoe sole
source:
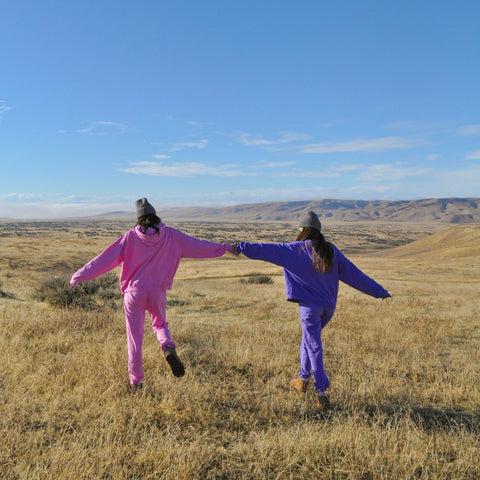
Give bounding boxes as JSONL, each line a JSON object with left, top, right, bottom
{"left": 165, "top": 351, "right": 185, "bottom": 377}
{"left": 316, "top": 396, "right": 331, "bottom": 409}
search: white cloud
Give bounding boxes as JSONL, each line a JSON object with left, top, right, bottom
{"left": 275, "top": 172, "right": 340, "bottom": 179}
{"left": 0, "top": 192, "right": 44, "bottom": 200}
{"left": 357, "top": 164, "right": 432, "bottom": 182}
{"left": 299, "top": 136, "right": 421, "bottom": 154}
{"left": 268, "top": 162, "right": 430, "bottom": 181}
{"left": 238, "top": 133, "right": 276, "bottom": 147}
{"left": 427, "top": 154, "right": 440, "bottom": 161}
{"left": 257, "top": 160, "right": 296, "bottom": 168}
{"left": 277, "top": 132, "right": 313, "bottom": 143}
{"left": 3, "top": 162, "right": 480, "bottom": 220}
{"left": 0, "top": 100, "right": 11, "bottom": 119}
{"left": 457, "top": 124, "right": 480, "bottom": 136}
{"left": 430, "top": 166, "right": 480, "bottom": 195}
{"left": 383, "top": 121, "right": 447, "bottom": 135}
{"left": 237, "top": 132, "right": 312, "bottom": 148}
{"left": 76, "top": 121, "right": 127, "bottom": 136}
{"left": 171, "top": 139, "right": 208, "bottom": 151}
{"left": 152, "top": 154, "right": 172, "bottom": 160}
{"left": 119, "top": 161, "right": 247, "bottom": 177}
{"left": 0, "top": 201, "right": 133, "bottom": 220}
{"left": 384, "top": 121, "right": 427, "bottom": 130}
{"left": 186, "top": 120, "right": 212, "bottom": 129}
{"left": 0, "top": 193, "right": 136, "bottom": 219}
{"left": 466, "top": 150, "right": 480, "bottom": 160}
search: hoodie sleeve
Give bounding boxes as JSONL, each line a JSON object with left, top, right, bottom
{"left": 175, "top": 229, "right": 232, "bottom": 259}
{"left": 70, "top": 235, "right": 126, "bottom": 286}
{"left": 236, "top": 242, "right": 294, "bottom": 269}
{"left": 336, "top": 249, "right": 390, "bottom": 298}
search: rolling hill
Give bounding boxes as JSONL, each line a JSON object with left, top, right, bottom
{"left": 384, "top": 224, "right": 480, "bottom": 259}
{"left": 97, "top": 198, "right": 480, "bottom": 224}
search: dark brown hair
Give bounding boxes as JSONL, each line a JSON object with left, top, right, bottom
{"left": 136, "top": 214, "right": 162, "bottom": 234}
{"left": 295, "top": 227, "right": 334, "bottom": 273}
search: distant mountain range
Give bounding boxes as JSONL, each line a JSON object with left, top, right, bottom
{"left": 97, "top": 198, "right": 480, "bottom": 223}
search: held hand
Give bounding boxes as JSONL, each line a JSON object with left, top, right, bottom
{"left": 230, "top": 242, "right": 240, "bottom": 255}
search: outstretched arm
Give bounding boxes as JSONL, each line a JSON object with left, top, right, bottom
{"left": 235, "top": 241, "right": 294, "bottom": 269}
{"left": 177, "top": 230, "right": 232, "bottom": 259}
{"left": 337, "top": 250, "right": 390, "bottom": 298}
{"left": 70, "top": 236, "right": 125, "bottom": 286}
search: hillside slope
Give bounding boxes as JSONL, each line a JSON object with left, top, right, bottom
{"left": 384, "top": 225, "right": 480, "bottom": 260}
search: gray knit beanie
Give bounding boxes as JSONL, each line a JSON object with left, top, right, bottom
{"left": 135, "top": 198, "right": 156, "bottom": 219}
{"left": 298, "top": 211, "right": 322, "bottom": 231}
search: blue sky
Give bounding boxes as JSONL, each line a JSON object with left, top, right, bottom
{"left": 1, "top": 1, "right": 480, "bottom": 218}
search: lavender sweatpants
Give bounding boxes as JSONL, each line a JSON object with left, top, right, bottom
{"left": 123, "top": 290, "right": 176, "bottom": 385}
{"left": 298, "top": 304, "right": 335, "bottom": 392}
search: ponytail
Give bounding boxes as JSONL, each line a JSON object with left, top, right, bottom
{"left": 136, "top": 214, "right": 162, "bottom": 234}
{"left": 295, "top": 227, "right": 334, "bottom": 273}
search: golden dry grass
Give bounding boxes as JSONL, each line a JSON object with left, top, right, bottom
{"left": 0, "top": 221, "right": 479, "bottom": 479}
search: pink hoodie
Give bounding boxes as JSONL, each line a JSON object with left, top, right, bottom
{"left": 70, "top": 224, "right": 232, "bottom": 293}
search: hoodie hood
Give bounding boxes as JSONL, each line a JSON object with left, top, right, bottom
{"left": 133, "top": 224, "right": 165, "bottom": 245}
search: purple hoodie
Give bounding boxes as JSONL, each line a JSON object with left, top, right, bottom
{"left": 236, "top": 241, "right": 390, "bottom": 309}
{"left": 71, "top": 224, "right": 232, "bottom": 293}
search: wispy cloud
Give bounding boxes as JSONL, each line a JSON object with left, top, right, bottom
{"left": 271, "top": 162, "right": 430, "bottom": 181}
{"left": 299, "top": 136, "right": 421, "bottom": 154}
{"left": 357, "top": 164, "right": 432, "bottom": 181}
{"left": 75, "top": 121, "right": 128, "bottom": 136}
{"left": 0, "top": 192, "right": 44, "bottom": 200}
{"left": 274, "top": 170, "right": 341, "bottom": 179}
{"left": 384, "top": 121, "right": 428, "bottom": 130}
{"left": 0, "top": 194, "right": 136, "bottom": 219}
{"left": 277, "top": 132, "right": 313, "bottom": 143}
{"left": 237, "top": 131, "right": 422, "bottom": 154}
{"left": 152, "top": 154, "right": 172, "bottom": 160}
{"left": 457, "top": 124, "right": 480, "bottom": 136}
{"left": 171, "top": 139, "right": 208, "bottom": 151}
{"left": 238, "top": 134, "right": 276, "bottom": 147}
{"left": 237, "top": 132, "right": 312, "bottom": 148}
{"left": 0, "top": 100, "right": 11, "bottom": 119}
{"left": 432, "top": 166, "right": 480, "bottom": 192}
{"left": 383, "top": 120, "right": 447, "bottom": 135}
{"left": 257, "top": 160, "right": 297, "bottom": 168}
{"left": 466, "top": 150, "right": 480, "bottom": 160}
{"left": 119, "top": 161, "right": 248, "bottom": 177}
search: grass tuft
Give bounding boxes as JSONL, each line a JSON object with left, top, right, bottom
{"left": 240, "top": 274, "right": 274, "bottom": 284}
{"left": 31, "top": 273, "right": 122, "bottom": 310}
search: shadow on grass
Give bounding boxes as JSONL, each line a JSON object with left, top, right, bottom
{"left": 359, "top": 401, "right": 480, "bottom": 434}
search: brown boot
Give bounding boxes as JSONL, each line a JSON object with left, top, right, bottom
{"left": 164, "top": 346, "right": 185, "bottom": 377}
{"left": 290, "top": 377, "right": 309, "bottom": 393}
{"left": 316, "top": 392, "right": 330, "bottom": 409}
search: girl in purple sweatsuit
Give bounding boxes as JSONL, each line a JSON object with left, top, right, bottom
{"left": 71, "top": 198, "right": 232, "bottom": 389}
{"left": 234, "top": 211, "right": 390, "bottom": 408}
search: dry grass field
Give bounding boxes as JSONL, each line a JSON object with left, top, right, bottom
{"left": 0, "top": 220, "right": 479, "bottom": 479}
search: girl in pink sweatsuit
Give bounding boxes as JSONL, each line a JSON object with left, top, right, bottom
{"left": 70, "top": 198, "right": 232, "bottom": 388}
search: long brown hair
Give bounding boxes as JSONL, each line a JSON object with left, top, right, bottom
{"left": 136, "top": 214, "right": 162, "bottom": 234}
{"left": 295, "top": 227, "right": 334, "bottom": 273}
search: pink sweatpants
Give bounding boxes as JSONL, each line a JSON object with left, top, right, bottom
{"left": 123, "top": 290, "right": 176, "bottom": 385}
